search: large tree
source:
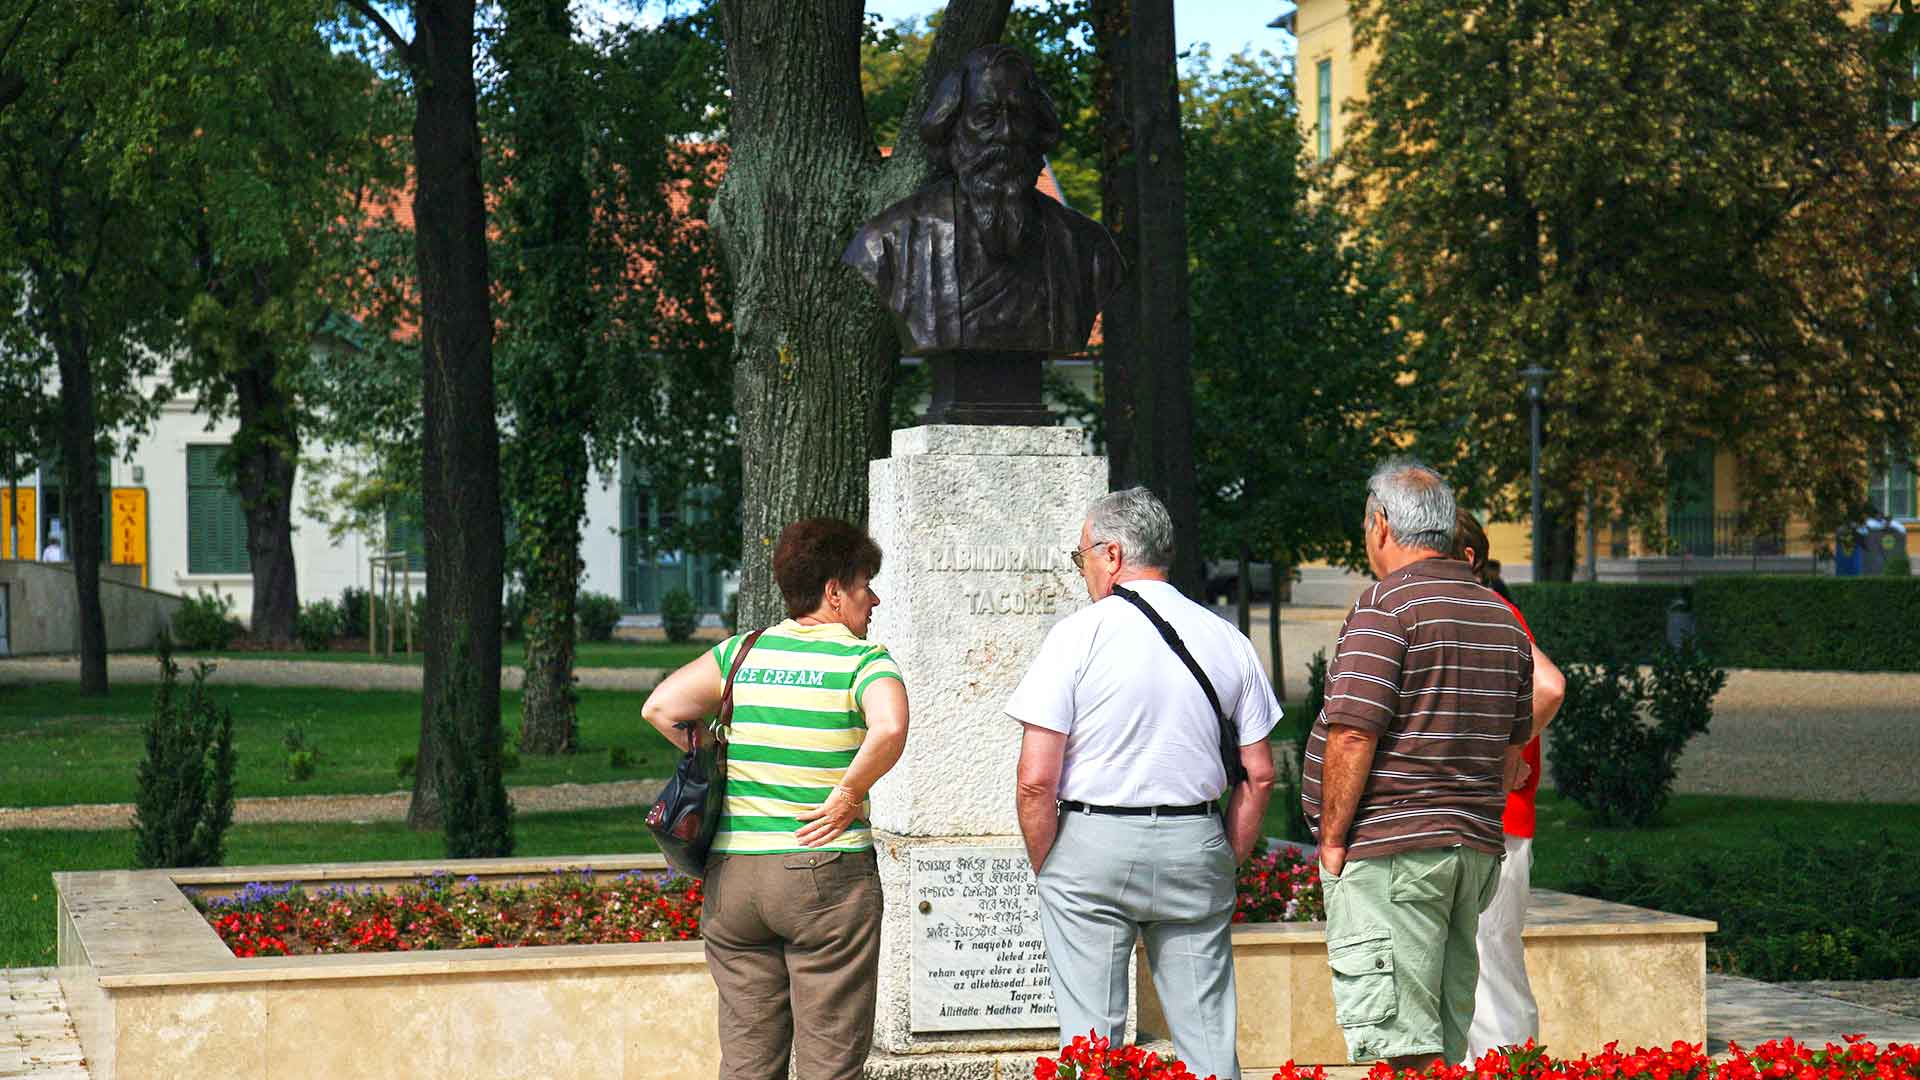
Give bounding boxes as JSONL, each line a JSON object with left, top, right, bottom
{"left": 1092, "top": 0, "right": 1201, "bottom": 595}
{"left": 347, "top": 0, "right": 510, "bottom": 852}
{"left": 1343, "top": 0, "right": 1920, "bottom": 576}
{"left": 711, "top": 0, "right": 1012, "bottom": 627}
{"left": 1186, "top": 50, "right": 1403, "bottom": 696}
{"left": 0, "top": 3, "right": 185, "bottom": 695}
{"left": 165, "top": 4, "right": 406, "bottom": 647}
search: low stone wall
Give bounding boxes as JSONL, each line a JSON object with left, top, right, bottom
{"left": 54, "top": 856, "right": 1713, "bottom": 1080}
{"left": 0, "top": 560, "right": 180, "bottom": 656}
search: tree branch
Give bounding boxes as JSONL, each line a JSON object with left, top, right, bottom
{"left": 883, "top": 0, "right": 1013, "bottom": 183}
{"left": 344, "top": 0, "right": 415, "bottom": 66}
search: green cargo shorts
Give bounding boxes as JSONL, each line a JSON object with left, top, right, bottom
{"left": 1321, "top": 846, "right": 1501, "bottom": 1064}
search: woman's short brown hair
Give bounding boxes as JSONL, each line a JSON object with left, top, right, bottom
{"left": 772, "top": 518, "right": 884, "bottom": 619}
{"left": 1452, "top": 508, "right": 1490, "bottom": 575}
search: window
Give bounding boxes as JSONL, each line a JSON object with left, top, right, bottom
{"left": 186, "top": 446, "right": 250, "bottom": 574}
{"left": 1870, "top": 446, "right": 1915, "bottom": 519}
{"left": 1873, "top": 14, "right": 1919, "bottom": 127}
{"left": 619, "top": 457, "right": 724, "bottom": 615}
{"left": 36, "top": 455, "right": 110, "bottom": 558}
{"left": 383, "top": 499, "right": 426, "bottom": 572}
{"left": 1316, "top": 59, "right": 1333, "bottom": 161}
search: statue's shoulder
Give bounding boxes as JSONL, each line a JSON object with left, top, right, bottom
{"left": 1044, "top": 199, "right": 1121, "bottom": 258}
{"left": 865, "top": 179, "right": 960, "bottom": 232}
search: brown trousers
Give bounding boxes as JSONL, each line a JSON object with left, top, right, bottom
{"left": 702, "top": 849, "right": 883, "bottom": 1080}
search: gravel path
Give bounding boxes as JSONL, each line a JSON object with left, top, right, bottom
{"left": 0, "top": 654, "right": 666, "bottom": 692}
{"left": 0, "top": 778, "right": 666, "bottom": 831}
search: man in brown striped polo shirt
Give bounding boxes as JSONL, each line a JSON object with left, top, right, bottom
{"left": 1302, "top": 457, "right": 1533, "bottom": 1069}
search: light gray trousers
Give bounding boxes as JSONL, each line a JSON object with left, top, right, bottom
{"left": 1035, "top": 809, "right": 1241, "bottom": 1080}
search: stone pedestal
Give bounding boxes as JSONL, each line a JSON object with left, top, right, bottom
{"left": 864, "top": 426, "right": 1123, "bottom": 1076}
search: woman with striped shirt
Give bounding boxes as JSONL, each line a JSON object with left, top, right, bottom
{"left": 642, "top": 517, "right": 908, "bottom": 1080}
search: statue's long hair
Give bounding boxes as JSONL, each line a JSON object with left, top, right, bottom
{"left": 919, "top": 45, "right": 1063, "bottom": 178}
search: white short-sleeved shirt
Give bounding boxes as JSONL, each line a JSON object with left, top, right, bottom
{"left": 1005, "top": 578, "right": 1283, "bottom": 806}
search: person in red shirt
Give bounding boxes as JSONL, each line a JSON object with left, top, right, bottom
{"left": 1452, "top": 511, "right": 1566, "bottom": 1059}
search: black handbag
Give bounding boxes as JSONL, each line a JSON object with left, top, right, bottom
{"left": 646, "top": 628, "right": 763, "bottom": 877}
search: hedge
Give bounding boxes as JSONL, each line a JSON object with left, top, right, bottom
{"left": 1693, "top": 575, "right": 1920, "bottom": 672}
{"left": 1512, "top": 576, "right": 1920, "bottom": 672}
{"left": 1508, "top": 583, "right": 1688, "bottom": 665}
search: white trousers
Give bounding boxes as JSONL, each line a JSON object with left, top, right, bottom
{"left": 1465, "top": 834, "right": 1540, "bottom": 1060}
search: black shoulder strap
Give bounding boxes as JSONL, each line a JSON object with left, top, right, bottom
{"left": 1110, "top": 584, "right": 1249, "bottom": 787}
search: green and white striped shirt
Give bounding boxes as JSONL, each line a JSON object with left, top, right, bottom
{"left": 710, "top": 620, "right": 904, "bottom": 855}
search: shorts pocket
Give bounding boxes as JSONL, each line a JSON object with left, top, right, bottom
{"left": 1327, "top": 927, "right": 1397, "bottom": 1028}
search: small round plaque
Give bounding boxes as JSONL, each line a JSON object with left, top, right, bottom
{"left": 918, "top": 900, "right": 932, "bottom": 914}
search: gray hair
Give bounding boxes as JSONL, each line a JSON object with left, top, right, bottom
{"left": 1084, "top": 486, "right": 1175, "bottom": 569}
{"left": 1365, "top": 456, "right": 1457, "bottom": 553}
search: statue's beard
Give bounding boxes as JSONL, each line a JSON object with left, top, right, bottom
{"left": 955, "top": 141, "right": 1043, "bottom": 260}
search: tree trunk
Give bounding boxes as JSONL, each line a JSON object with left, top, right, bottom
{"left": 53, "top": 321, "right": 107, "bottom": 696}
{"left": 712, "top": 0, "right": 1009, "bottom": 629}
{"left": 1093, "top": 0, "right": 1201, "bottom": 598}
{"left": 501, "top": 0, "right": 591, "bottom": 757}
{"left": 1270, "top": 555, "right": 1288, "bottom": 703}
{"left": 230, "top": 347, "right": 301, "bottom": 648}
{"left": 1235, "top": 539, "right": 1251, "bottom": 636}
{"left": 405, "top": 0, "right": 507, "bottom": 846}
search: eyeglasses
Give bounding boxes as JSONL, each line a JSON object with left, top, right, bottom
{"left": 1069, "top": 540, "right": 1113, "bottom": 570}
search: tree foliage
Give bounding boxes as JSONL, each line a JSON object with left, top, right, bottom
{"left": 1186, "top": 50, "right": 1403, "bottom": 579}
{"left": 1343, "top": 0, "right": 1920, "bottom": 575}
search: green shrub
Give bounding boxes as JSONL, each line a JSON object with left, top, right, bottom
{"left": 282, "top": 720, "right": 317, "bottom": 782}
{"left": 296, "top": 599, "right": 343, "bottom": 652}
{"left": 1564, "top": 829, "right": 1920, "bottom": 980}
{"left": 1274, "top": 649, "right": 1328, "bottom": 844}
{"left": 659, "top": 587, "right": 698, "bottom": 644}
{"left": 608, "top": 746, "right": 632, "bottom": 770}
{"left": 1692, "top": 575, "right": 1920, "bottom": 672}
{"left": 1508, "top": 583, "right": 1691, "bottom": 665}
{"left": 576, "top": 591, "right": 622, "bottom": 643}
{"left": 1885, "top": 553, "right": 1912, "bottom": 577}
{"left": 396, "top": 752, "right": 417, "bottom": 782}
{"left": 339, "top": 586, "right": 370, "bottom": 639}
{"left": 724, "top": 590, "right": 740, "bottom": 635}
{"left": 1548, "top": 646, "right": 1727, "bottom": 827}
{"left": 133, "top": 642, "right": 237, "bottom": 868}
{"left": 171, "top": 589, "right": 242, "bottom": 651}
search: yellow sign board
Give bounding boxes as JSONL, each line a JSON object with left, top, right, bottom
{"left": 111, "top": 487, "right": 148, "bottom": 587}
{"left": 0, "top": 488, "right": 34, "bottom": 561}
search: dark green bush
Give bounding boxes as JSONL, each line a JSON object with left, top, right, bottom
{"left": 296, "top": 599, "right": 342, "bottom": 652}
{"left": 171, "top": 589, "right": 242, "bottom": 651}
{"left": 1274, "top": 649, "right": 1328, "bottom": 844}
{"left": 1509, "top": 583, "right": 1690, "bottom": 665}
{"left": 659, "top": 587, "right": 699, "bottom": 644}
{"left": 576, "top": 591, "right": 622, "bottom": 643}
{"left": 134, "top": 642, "right": 237, "bottom": 868}
{"left": 1565, "top": 829, "right": 1920, "bottom": 980}
{"left": 1693, "top": 575, "right": 1920, "bottom": 672}
{"left": 1886, "top": 553, "right": 1912, "bottom": 577}
{"left": 396, "top": 752, "right": 417, "bottom": 782}
{"left": 339, "top": 586, "right": 370, "bottom": 639}
{"left": 724, "top": 590, "right": 740, "bottom": 635}
{"left": 282, "top": 720, "right": 317, "bottom": 782}
{"left": 1548, "top": 646, "right": 1727, "bottom": 827}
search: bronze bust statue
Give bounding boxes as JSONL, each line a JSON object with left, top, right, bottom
{"left": 843, "top": 45, "right": 1125, "bottom": 425}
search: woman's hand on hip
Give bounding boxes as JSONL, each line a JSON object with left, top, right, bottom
{"left": 795, "top": 786, "right": 862, "bottom": 848}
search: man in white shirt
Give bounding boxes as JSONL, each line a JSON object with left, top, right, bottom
{"left": 1007, "top": 487, "right": 1280, "bottom": 1080}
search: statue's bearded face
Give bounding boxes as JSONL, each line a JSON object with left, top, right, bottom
{"left": 951, "top": 61, "right": 1046, "bottom": 258}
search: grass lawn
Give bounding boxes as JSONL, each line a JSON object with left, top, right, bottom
{"left": 0, "top": 807, "right": 661, "bottom": 967}
{"left": 0, "top": 683, "right": 679, "bottom": 808}
{"left": 165, "top": 639, "right": 714, "bottom": 670}
{"left": 1262, "top": 790, "right": 1920, "bottom": 898}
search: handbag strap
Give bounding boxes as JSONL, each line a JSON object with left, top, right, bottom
{"left": 1110, "top": 583, "right": 1249, "bottom": 787}
{"left": 694, "top": 627, "right": 764, "bottom": 752}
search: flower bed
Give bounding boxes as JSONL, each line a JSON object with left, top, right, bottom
{"left": 187, "top": 869, "right": 702, "bottom": 957}
{"left": 192, "top": 842, "right": 1327, "bottom": 958}
{"left": 1045, "top": 1037, "right": 1920, "bottom": 1080}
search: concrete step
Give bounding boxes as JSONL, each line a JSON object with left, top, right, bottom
{"left": 0, "top": 968, "right": 87, "bottom": 1079}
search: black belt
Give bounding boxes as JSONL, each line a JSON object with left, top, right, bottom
{"left": 1060, "top": 800, "right": 1217, "bottom": 817}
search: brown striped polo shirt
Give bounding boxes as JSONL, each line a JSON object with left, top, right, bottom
{"left": 1301, "top": 556, "right": 1532, "bottom": 860}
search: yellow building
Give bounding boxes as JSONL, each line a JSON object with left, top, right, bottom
{"left": 1273, "top": 0, "right": 1912, "bottom": 581}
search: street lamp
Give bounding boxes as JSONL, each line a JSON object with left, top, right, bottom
{"left": 1521, "top": 367, "right": 1554, "bottom": 579}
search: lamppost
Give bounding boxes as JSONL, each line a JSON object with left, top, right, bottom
{"left": 1522, "top": 367, "right": 1553, "bottom": 579}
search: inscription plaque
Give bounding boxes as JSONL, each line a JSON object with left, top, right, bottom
{"left": 910, "top": 845, "right": 1056, "bottom": 1033}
